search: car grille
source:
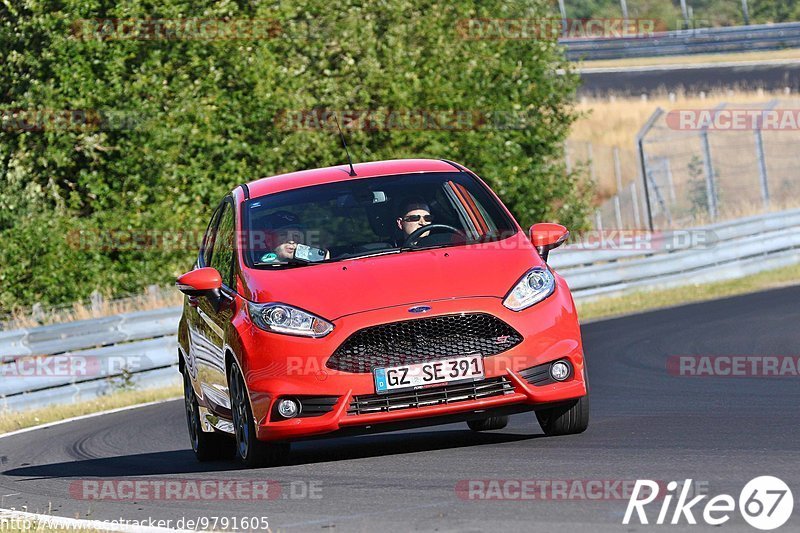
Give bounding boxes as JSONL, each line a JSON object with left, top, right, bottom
{"left": 327, "top": 313, "right": 523, "bottom": 374}
{"left": 347, "top": 376, "right": 514, "bottom": 415}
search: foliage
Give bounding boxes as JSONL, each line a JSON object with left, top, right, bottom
{"left": 0, "top": 0, "right": 589, "bottom": 313}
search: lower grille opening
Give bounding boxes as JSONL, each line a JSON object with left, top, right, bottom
{"left": 519, "top": 362, "right": 557, "bottom": 386}
{"left": 348, "top": 376, "right": 514, "bottom": 415}
{"left": 271, "top": 395, "right": 340, "bottom": 421}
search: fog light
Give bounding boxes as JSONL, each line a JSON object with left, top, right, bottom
{"left": 550, "top": 361, "right": 571, "bottom": 381}
{"left": 277, "top": 398, "right": 300, "bottom": 418}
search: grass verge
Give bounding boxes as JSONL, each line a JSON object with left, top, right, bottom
{"left": 0, "top": 384, "right": 181, "bottom": 435}
{"left": 579, "top": 48, "right": 800, "bottom": 69}
{"left": 577, "top": 262, "right": 800, "bottom": 321}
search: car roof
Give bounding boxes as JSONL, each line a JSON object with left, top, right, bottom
{"left": 243, "top": 159, "right": 462, "bottom": 200}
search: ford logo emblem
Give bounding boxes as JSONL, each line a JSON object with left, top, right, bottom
{"left": 408, "top": 306, "right": 431, "bottom": 314}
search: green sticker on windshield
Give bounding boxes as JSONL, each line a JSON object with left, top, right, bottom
{"left": 260, "top": 252, "right": 278, "bottom": 263}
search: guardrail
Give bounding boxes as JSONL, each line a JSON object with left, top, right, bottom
{"left": 549, "top": 208, "right": 800, "bottom": 269}
{"left": 2, "top": 209, "right": 799, "bottom": 412}
{"left": 563, "top": 22, "right": 800, "bottom": 61}
{"left": 0, "top": 306, "right": 180, "bottom": 361}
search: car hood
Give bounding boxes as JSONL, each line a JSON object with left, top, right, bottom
{"left": 241, "top": 233, "right": 544, "bottom": 321}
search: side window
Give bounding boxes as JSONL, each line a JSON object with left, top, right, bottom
{"left": 201, "top": 206, "right": 221, "bottom": 267}
{"left": 209, "top": 201, "right": 236, "bottom": 287}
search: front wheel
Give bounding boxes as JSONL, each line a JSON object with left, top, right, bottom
{"left": 229, "top": 362, "right": 290, "bottom": 468}
{"left": 183, "top": 369, "right": 233, "bottom": 461}
{"left": 535, "top": 395, "right": 590, "bottom": 436}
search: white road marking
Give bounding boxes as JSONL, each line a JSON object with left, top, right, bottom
{"left": 0, "top": 397, "right": 181, "bottom": 440}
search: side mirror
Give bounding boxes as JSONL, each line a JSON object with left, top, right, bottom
{"left": 176, "top": 267, "right": 222, "bottom": 297}
{"left": 530, "top": 223, "right": 569, "bottom": 262}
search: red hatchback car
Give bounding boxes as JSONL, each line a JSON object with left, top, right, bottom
{"left": 177, "top": 159, "right": 589, "bottom": 467}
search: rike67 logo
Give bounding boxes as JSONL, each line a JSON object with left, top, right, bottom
{"left": 624, "top": 476, "right": 793, "bottom": 530}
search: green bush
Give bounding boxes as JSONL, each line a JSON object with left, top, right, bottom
{"left": 0, "top": 0, "right": 589, "bottom": 314}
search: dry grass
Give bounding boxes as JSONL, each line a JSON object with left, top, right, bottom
{"left": 571, "top": 87, "right": 785, "bottom": 146}
{"left": 569, "top": 89, "right": 781, "bottom": 150}
{"left": 577, "top": 262, "right": 800, "bottom": 321}
{"left": 568, "top": 89, "right": 800, "bottom": 226}
{"left": 0, "top": 383, "right": 182, "bottom": 435}
{"left": 581, "top": 48, "right": 800, "bottom": 69}
{"left": 2, "top": 286, "right": 183, "bottom": 330}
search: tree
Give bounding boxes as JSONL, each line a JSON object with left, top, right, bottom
{"left": 0, "top": 0, "right": 590, "bottom": 313}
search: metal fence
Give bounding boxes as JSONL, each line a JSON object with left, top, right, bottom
{"left": 566, "top": 140, "right": 644, "bottom": 229}
{"left": 591, "top": 99, "right": 800, "bottom": 230}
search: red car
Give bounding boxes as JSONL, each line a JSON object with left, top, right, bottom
{"left": 176, "top": 159, "right": 588, "bottom": 467}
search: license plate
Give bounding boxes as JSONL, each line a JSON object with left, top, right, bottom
{"left": 373, "top": 354, "right": 484, "bottom": 394}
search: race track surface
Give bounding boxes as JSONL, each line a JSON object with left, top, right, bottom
{"left": 579, "top": 61, "right": 800, "bottom": 95}
{"left": 2, "top": 286, "right": 799, "bottom": 532}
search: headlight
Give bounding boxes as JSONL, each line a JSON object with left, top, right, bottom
{"left": 503, "top": 267, "right": 556, "bottom": 311}
{"left": 247, "top": 302, "right": 334, "bottom": 337}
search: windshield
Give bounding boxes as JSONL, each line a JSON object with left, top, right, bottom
{"left": 242, "top": 171, "right": 517, "bottom": 268}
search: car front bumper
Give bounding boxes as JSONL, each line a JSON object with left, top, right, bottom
{"left": 237, "top": 277, "right": 587, "bottom": 442}
{"left": 253, "top": 365, "right": 587, "bottom": 441}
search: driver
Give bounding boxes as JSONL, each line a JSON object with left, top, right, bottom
{"left": 259, "top": 210, "right": 306, "bottom": 263}
{"left": 258, "top": 210, "right": 330, "bottom": 264}
{"left": 396, "top": 199, "right": 433, "bottom": 240}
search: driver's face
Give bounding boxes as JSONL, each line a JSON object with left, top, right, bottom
{"left": 275, "top": 228, "right": 304, "bottom": 244}
{"left": 273, "top": 228, "right": 304, "bottom": 260}
{"left": 397, "top": 209, "right": 432, "bottom": 236}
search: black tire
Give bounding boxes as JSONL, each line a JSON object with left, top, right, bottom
{"left": 535, "top": 395, "right": 590, "bottom": 436}
{"left": 183, "top": 368, "right": 234, "bottom": 461}
{"left": 229, "top": 362, "right": 290, "bottom": 468}
{"left": 467, "top": 415, "right": 509, "bottom": 432}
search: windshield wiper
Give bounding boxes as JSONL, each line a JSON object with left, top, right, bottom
{"left": 399, "top": 240, "right": 472, "bottom": 253}
{"left": 340, "top": 248, "right": 402, "bottom": 261}
{"left": 253, "top": 259, "right": 323, "bottom": 268}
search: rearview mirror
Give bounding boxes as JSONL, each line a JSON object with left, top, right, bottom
{"left": 530, "top": 223, "right": 569, "bottom": 262}
{"left": 176, "top": 267, "right": 222, "bottom": 297}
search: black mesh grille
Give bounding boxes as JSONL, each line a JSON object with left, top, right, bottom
{"left": 270, "top": 395, "right": 340, "bottom": 421}
{"left": 348, "top": 376, "right": 514, "bottom": 415}
{"left": 519, "top": 363, "right": 556, "bottom": 386}
{"left": 327, "top": 313, "right": 523, "bottom": 374}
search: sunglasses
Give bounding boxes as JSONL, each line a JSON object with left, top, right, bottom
{"left": 401, "top": 214, "right": 433, "bottom": 223}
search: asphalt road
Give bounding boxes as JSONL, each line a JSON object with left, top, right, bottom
{"left": 2, "top": 286, "right": 799, "bottom": 532}
{"left": 578, "top": 61, "right": 800, "bottom": 95}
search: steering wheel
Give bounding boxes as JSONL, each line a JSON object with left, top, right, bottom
{"left": 402, "top": 224, "right": 466, "bottom": 248}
